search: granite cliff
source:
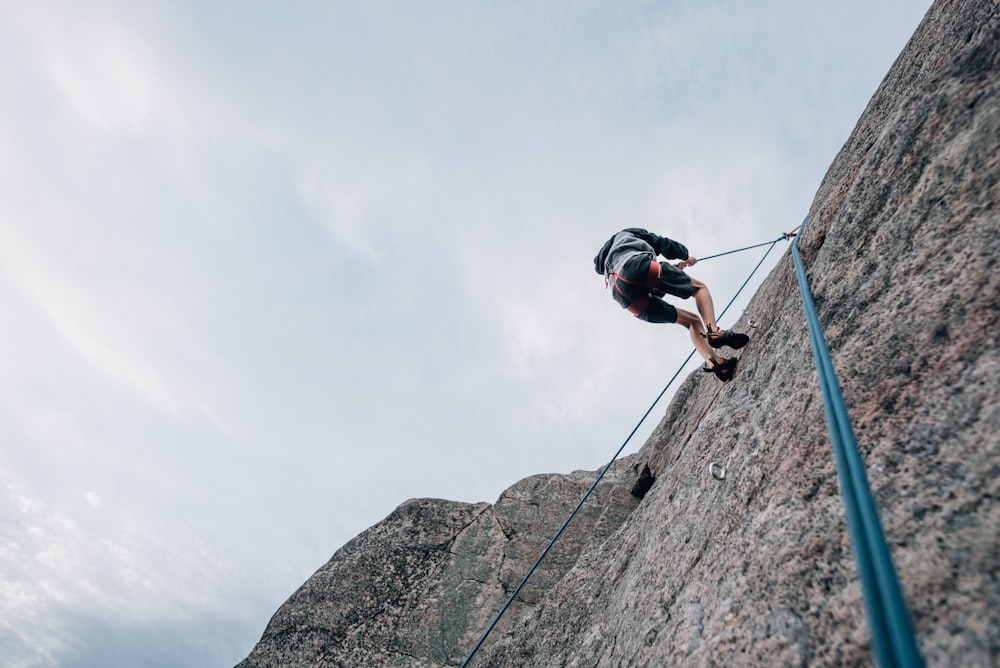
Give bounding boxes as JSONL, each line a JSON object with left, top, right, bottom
{"left": 238, "top": 0, "right": 998, "bottom": 665}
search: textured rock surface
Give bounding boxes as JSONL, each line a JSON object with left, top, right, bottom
{"left": 238, "top": 1, "right": 998, "bottom": 665}
{"left": 236, "top": 465, "right": 640, "bottom": 667}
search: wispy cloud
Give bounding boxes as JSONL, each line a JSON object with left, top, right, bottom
{"left": 4, "top": 2, "right": 183, "bottom": 133}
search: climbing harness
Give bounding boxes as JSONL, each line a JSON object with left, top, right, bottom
{"left": 606, "top": 258, "right": 662, "bottom": 316}
{"left": 791, "top": 216, "right": 923, "bottom": 668}
{"left": 459, "top": 231, "right": 793, "bottom": 668}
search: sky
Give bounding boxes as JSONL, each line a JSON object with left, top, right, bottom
{"left": 0, "top": 1, "right": 933, "bottom": 666}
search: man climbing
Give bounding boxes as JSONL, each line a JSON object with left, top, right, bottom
{"left": 594, "top": 228, "right": 749, "bottom": 381}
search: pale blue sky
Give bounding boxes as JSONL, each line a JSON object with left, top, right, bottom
{"left": 0, "top": 1, "right": 932, "bottom": 666}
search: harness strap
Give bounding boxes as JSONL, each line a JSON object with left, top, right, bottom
{"left": 626, "top": 294, "right": 652, "bottom": 317}
{"left": 609, "top": 259, "right": 661, "bottom": 317}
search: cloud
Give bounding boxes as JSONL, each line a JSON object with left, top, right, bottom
{"left": 3, "top": 2, "right": 182, "bottom": 134}
{"left": 52, "top": 611, "right": 257, "bottom": 668}
{"left": 0, "top": 220, "right": 226, "bottom": 425}
{"left": 0, "top": 471, "right": 265, "bottom": 668}
{"left": 293, "top": 146, "right": 440, "bottom": 263}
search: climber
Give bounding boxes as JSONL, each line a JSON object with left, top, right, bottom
{"left": 594, "top": 228, "right": 749, "bottom": 381}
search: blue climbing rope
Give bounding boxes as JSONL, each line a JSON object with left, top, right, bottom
{"left": 459, "top": 233, "right": 790, "bottom": 667}
{"left": 699, "top": 232, "right": 796, "bottom": 261}
{"left": 791, "top": 215, "right": 924, "bottom": 668}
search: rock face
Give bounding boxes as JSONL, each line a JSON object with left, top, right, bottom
{"left": 238, "top": 1, "right": 999, "bottom": 666}
{"left": 236, "top": 467, "right": 641, "bottom": 667}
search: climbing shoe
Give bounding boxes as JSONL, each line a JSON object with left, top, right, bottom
{"left": 705, "top": 326, "right": 749, "bottom": 350}
{"left": 703, "top": 356, "right": 738, "bottom": 382}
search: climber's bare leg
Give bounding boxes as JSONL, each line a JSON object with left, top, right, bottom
{"left": 675, "top": 308, "right": 716, "bottom": 362}
{"left": 689, "top": 278, "right": 718, "bottom": 332}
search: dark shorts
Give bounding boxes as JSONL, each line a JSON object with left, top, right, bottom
{"left": 637, "top": 261, "right": 695, "bottom": 324}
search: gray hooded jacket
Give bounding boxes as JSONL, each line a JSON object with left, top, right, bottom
{"left": 593, "top": 228, "right": 689, "bottom": 309}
